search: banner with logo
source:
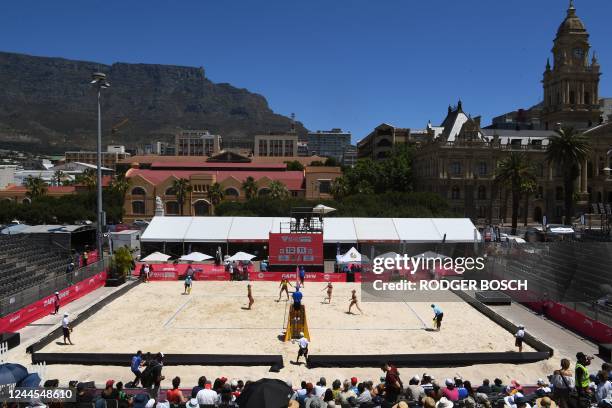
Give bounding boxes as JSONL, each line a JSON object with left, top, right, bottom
{"left": 0, "top": 270, "right": 108, "bottom": 333}
{"left": 133, "top": 263, "right": 236, "bottom": 281}
{"left": 249, "top": 271, "right": 361, "bottom": 282}
{"left": 268, "top": 233, "right": 324, "bottom": 265}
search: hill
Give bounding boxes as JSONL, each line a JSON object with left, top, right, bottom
{"left": 0, "top": 51, "right": 305, "bottom": 153}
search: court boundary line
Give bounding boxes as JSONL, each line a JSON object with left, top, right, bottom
{"left": 403, "top": 302, "right": 428, "bottom": 329}
{"left": 163, "top": 296, "right": 194, "bottom": 328}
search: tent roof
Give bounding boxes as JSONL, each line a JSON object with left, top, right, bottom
{"left": 140, "top": 216, "right": 480, "bottom": 244}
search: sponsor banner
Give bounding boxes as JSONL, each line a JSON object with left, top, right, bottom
{"left": 249, "top": 271, "right": 361, "bottom": 282}
{"left": 0, "top": 270, "right": 108, "bottom": 333}
{"left": 133, "top": 263, "right": 236, "bottom": 281}
{"left": 268, "top": 233, "right": 324, "bottom": 265}
{"left": 533, "top": 301, "right": 612, "bottom": 344}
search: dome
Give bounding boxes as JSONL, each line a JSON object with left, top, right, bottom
{"left": 556, "top": 4, "right": 586, "bottom": 36}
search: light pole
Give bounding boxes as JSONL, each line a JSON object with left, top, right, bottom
{"left": 91, "top": 72, "right": 110, "bottom": 257}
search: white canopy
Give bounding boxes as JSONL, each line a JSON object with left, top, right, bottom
{"left": 141, "top": 216, "right": 480, "bottom": 244}
{"left": 337, "top": 247, "right": 365, "bottom": 263}
{"left": 313, "top": 204, "right": 336, "bottom": 214}
{"left": 228, "top": 251, "right": 256, "bottom": 261}
{"left": 140, "top": 251, "right": 172, "bottom": 262}
{"left": 412, "top": 251, "right": 450, "bottom": 260}
{"left": 179, "top": 252, "right": 213, "bottom": 262}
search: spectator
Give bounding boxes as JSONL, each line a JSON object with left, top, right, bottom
{"left": 491, "top": 378, "right": 505, "bottom": 394}
{"left": 75, "top": 383, "right": 93, "bottom": 403}
{"left": 422, "top": 396, "right": 436, "bottom": 408}
{"left": 323, "top": 389, "right": 335, "bottom": 404}
{"left": 340, "top": 380, "right": 357, "bottom": 407}
{"left": 442, "top": 379, "right": 459, "bottom": 402}
{"left": 192, "top": 376, "right": 206, "bottom": 398}
{"left": 116, "top": 382, "right": 132, "bottom": 408}
{"left": 350, "top": 377, "right": 359, "bottom": 394}
{"left": 477, "top": 379, "right": 492, "bottom": 394}
{"left": 551, "top": 358, "right": 575, "bottom": 408}
{"left": 575, "top": 352, "right": 593, "bottom": 397}
{"left": 535, "top": 379, "right": 552, "bottom": 396}
{"left": 185, "top": 397, "right": 199, "bottom": 408}
{"left": 436, "top": 397, "right": 454, "bottom": 408}
{"left": 536, "top": 396, "right": 557, "bottom": 408}
{"left": 382, "top": 362, "right": 403, "bottom": 403}
{"left": 217, "top": 383, "right": 235, "bottom": 407}
{"left": 594, "top": 371, "right": 612, "bottom": 404}
{"left": 166, "top": 377, "right": 186, "bottom": 405}
{"left": 315, "top": 377, "right": 328, "bottom": 398}
{"left": 196, "top": 380, "right": 218, "bottom": 406}
{"left": 356, "top": 383, "right": 372, "bottom": 404}
{"left": 101, "top": 380, "right": 119, "bottom": 400}
{"left": 331, "top": 379, "right": 342, "bottom": 401}
{"left": 421, "top": 374, "right": 435, "bottom": 393}
{"left": 406, "top": 375, "right": 425, "bottom": 402}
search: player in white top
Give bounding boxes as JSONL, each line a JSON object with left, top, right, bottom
{"left": 62, "top": 313, "right": 73, "bottom": 345}
{"left": 296, "top": 332, "right": 309, "bottom": 364}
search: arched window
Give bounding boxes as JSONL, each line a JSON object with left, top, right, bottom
{"left": 555, "top": 186, "right": 564, "bottom": 201}
{"left": 193, "top": 200, "right": 210, "bottom": 216}
{"left": 165, "top": 187, "right": 177, "bottom": 196}
{"left": 258, "top": 188, "right": 271, "bottom": 196}
{"left": 132, "top": 201, "right": 145, "bottom": 214}
{"left": 166, "top": 201, "right": 179, "bottom": 215}
{"left": 451, "top": 186, "right": 461, "bottom": 200}
{"left": 477, "top": 186, "right": 487, "bottom": 200}
{"left": 131, "top": 187, "right": 146, "bottom": 196}
{"left": 224, "top": 187, "right": 240, "bottom": 198}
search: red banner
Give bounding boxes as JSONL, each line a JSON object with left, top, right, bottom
{"left": 133, "top": 263, "right": 236, "bottom": 281}
{"left": 268, "top": 233, "right": 324, "bottom": 265}
{"left": 249, "top": 271, "right": 361, "bottom": 282}
{"left": 0, "top": 270, "right": 108, "bottom": 333}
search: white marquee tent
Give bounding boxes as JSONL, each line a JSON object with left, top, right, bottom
{"left": 141, "top": 216, "right": 481, "bottom": 244}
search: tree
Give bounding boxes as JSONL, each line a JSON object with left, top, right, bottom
{"left": 330, "top": 176, "right": 349, "bottom": 200}
{"left": 24, "top": 176, "right": 47, "bottom": 200}
{"left": 53, "top": 170, "right": 65, "bottom": 186}
{"left": 521, "top": 177, "right": 537, "bottom": 227}
{"left": 324, "top": 157, "right": 339, "bottom": 167}
{"left": 172, "top": 178, "right": 193, "bottom": 216}
{"left": 109, "top": 174, "right": 130, "bottom": 198}
{"left": 495, "top": 153, "right": 534, "bottom": 235}
{"left": 76, "top": 168, "right": 97, "bottom": 191}
{"left": 208, "top": 182, "right": 225, "bottom": 208}
{"left": 268, "top": 180, "right": 289, "bottom": 200}
{"left": 546, "top": 127, "right": 590, "bottom": 225}
{"left": 111, "top": 246, "right": 133, "bottom": 280}
{"left": 242, "top": 176, "right": 258, "bottom": 200}
{"left": 284, "top": 160, "right": 304, "bottom": 171}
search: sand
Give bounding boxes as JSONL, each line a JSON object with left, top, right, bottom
{"left": 10, "top": 281, "right": 558, "bottom": 386}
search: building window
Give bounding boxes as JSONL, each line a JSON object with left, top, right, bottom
{"left": 131, "top": 187, "right": 146, "bottom": 196}
{"left": 555, "top": 186, "right": 564, "bottom": 201}
{"left": 377, "top": 138, "right": 392, "bottom": 147}
{"left": 318, "top": 180, "right": 331, "bottom": 194}
{"left": 450, "top": 162, "right": 462, "bottom": 176}
{"left": 477, "top": 186, "right": 487, "bottom": 200}
{"left": 478, "top": 162, "right": 487, "bottom": 176}
{"left": 258, "top": 140, "right": 267, "bottom": 156}
{"left": 165, "top": 187, "right": 177, "bottom": 196}
{"left": 584, "top": 92, "right": 591, "bottom": 105}
{"left": 166, "top": 201, "right": 180, "bottom": 215}
{"left": 258, "top": 188, "right": 271, "bottom": 196}
{"left": 536, "top": 186, "right": 544, "bottom": 199}
{"left": 193, "top": 200, "right": 210, "bottom": 216}
{"left": 285, "top": 140, "right": 294, "bottom": 156}
{"left": 224, "top": 187, "right": 239, "bottom": 197}
{"left": 478, "top": 206, "right": 486, "bottom": 218}
{"left": 569, "top": 91, "right": 575, "bottom": 105}
{"left": 451, "top": 186, "right": 461, "bottom": 200}
{"left": 132, "top": 201, "right": 145, "bottom": 214}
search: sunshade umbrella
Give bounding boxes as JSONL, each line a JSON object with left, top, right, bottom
{"left": 0, "top": 363, "right": 29, "bottom": 385}
{"left": 235, "top": 378, "right": 292, "bottom": 408}
{"left": 179, "top": 252, "right": 213, "bottom": 262}
{"left": 140, "top": 251, "right": 171, "bottom": 262}
{"left": 228, "top": 251, "right": 256, "bottom": 262}
{"left": 18, "top": 373, "right": 41, "bottom": 387}
{"left": 313, "top": 204, "right": 336, "bottom": 214}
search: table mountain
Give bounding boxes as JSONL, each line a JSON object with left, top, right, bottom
{"left": 0, "top": 51, "right": 305, "bottom": 153}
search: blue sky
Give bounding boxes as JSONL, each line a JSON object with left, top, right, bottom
{"left": 1, "top": 0, "right": 611, "bottom": 143}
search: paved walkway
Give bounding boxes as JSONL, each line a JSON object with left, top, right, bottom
{"left": 488, "top": 301, "right": 605, "bottom": 368}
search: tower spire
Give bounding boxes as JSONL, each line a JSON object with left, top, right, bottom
{"left": 567, "top": 0, "right": 576, "bottom": 15}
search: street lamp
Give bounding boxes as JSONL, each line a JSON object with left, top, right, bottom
{"left": 91, "top": 72, "right": 110, "bottom": 257}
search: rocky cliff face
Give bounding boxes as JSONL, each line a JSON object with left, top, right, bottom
{"left": 0, "top": 51, "right": 304, "bottom": 153}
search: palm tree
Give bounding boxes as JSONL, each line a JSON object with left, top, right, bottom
{"left": 24, "top": 176, "right": 47, "bottom": 200}
{"left": 109, "top": 174, "right": 131, "bottom": 198}
{"left": 76, "top": 168, "right": 97, "bottom": 191}
{"left": 53, "top": 170, "right": 65, "bottom": 186}
{"left": 242, "top": 176, "right": 258, "bottom": 200}
{"left": 495, "top": 152, "right": 534, "bottom": 235}
{"left": 520, "top": 178, "right": 537, "bottom": 227}
{"left": 172, "top": 178, "right": 193, "bottom": 216}
{"left": 208, "top": 182, "right": 225, "bottom": 207}
{"left": 330, "top": 176, "right": 349, "bottom": 200}
{"left": 268, "top": 180, "right": 289, "bottom": 200}
{"left": 546, "top": 127, "right": 590, "bottom": 225}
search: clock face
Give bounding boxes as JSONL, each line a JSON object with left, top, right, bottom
{"left": 573, "top": 48, "right": 584, "bottom": 58}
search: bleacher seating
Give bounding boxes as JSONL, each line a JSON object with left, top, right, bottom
{"left": 0, "top": 234, "right": 72, "bottom": 300}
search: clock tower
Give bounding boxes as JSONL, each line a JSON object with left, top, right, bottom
{"left": 541, "top": 0, "right": 601, "bottom": 130}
